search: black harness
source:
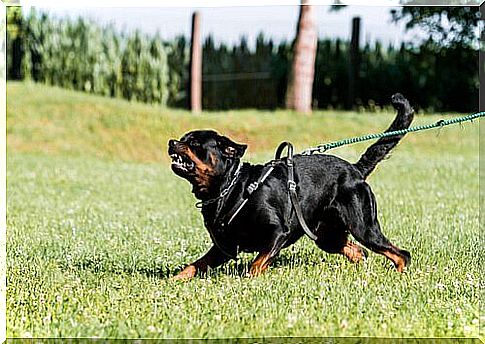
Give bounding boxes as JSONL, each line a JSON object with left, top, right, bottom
{"left": 197, "top": 142, "right": 318, "bottom": 257}
{"left": 274, "top": 142, "right": 318, "bottom": 241}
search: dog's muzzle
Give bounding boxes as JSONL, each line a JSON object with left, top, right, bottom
{"left": 168, "top": 139, "right": 195, "bottom": 172}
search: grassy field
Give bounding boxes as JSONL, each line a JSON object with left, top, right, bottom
{"left": 7, "top": 82, "right": 481, "bottom": 338}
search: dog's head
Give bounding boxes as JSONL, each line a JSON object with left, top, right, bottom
{"left": 168, "top": 130, "right": 247, "bottom": 199}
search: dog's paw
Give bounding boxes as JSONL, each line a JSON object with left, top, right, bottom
{"left": 342, "top": 243, "right": 367, "bottom": 263}
{"left": 248, "top": 265, "right": 267, "bottom": 278}
{"left": 171, "top": 265, "right": 197, "bottom": 281}
{"left": 398, "top": 249, "right": 411, "bottom": 273}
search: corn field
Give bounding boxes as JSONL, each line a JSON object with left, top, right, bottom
{"left": 8, "top": 9, "right": 185, "bottom": 106}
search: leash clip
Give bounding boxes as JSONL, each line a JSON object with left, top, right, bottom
{"left": 247, "top": 182, "right": 259, "bottom": 194}
{"left": 288, "top": 180, "right": 297, "bottom": 191}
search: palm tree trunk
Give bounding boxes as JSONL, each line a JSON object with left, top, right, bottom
{"left": 285, "top": 1, "right": 317, "bottom": 114}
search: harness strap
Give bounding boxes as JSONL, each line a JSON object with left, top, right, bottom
{"left": 214, "top": 142, "right": 318, "bottom": 244}
{"left": 208, "top": 164, "right": 275, "bottom": 259}
{"left": 224, "top": 164, "right": 275, "bottom": 226}
{"left": 288, "top": 185, "right": 318, "bottom": 241}
{"left": 277, "top": 144, "right": 294, "bottom": 229}
{"left": 276, "top": 142, "right": 318, "bottom": 241}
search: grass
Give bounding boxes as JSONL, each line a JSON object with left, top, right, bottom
{"left": 6, "top": 81, "right": 481, "bottom": 338}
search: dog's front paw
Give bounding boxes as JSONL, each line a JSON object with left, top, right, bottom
{"left": 342, "top": 243, "right": 367, "bottom": 263}
{"left": 171, "top": 265, "right": 197, "bottom": 281}
{"left": 248, "top": 264, "right": 268, "bottom": 278}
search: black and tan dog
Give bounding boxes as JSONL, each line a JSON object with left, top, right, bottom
{"left": 168, "top": 93, "right": 414, "bottom": 279}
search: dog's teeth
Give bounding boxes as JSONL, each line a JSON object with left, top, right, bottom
{"left": 170, "top": 152, "right": 193, "bottom": 171}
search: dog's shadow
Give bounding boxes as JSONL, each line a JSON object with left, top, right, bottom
{"left": 66, "top": 248, "right": 326, "bottom": 280}
{"left": 160, "top": 252, "right": 325, "bottom": 280}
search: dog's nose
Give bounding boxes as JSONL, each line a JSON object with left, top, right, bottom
{"left": 168, "top": 139, "right": 177, "bottom": 148}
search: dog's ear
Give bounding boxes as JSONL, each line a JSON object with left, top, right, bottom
{"left": 217, "top": 135, "right": 247, "bottom": 158}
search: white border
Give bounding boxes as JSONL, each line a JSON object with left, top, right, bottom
{"left": 3, "top": 0, "right": 482, "bottom": 341}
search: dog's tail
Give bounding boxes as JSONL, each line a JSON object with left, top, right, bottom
{"left": 354, "top": 93, "right": 414, "bottom": 179}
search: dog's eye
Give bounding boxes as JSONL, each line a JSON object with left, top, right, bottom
{"left": 190, "top": 141, "right": 200, "bottom": 147}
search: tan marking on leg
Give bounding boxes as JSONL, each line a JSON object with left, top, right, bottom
{"left": 381, "top": 250, "right": 407, "bottom": 272}
{"left": 341, "top": 242, "right": 365, "bottom": 263}
{"left": 249, "top": 252, "right": 273, "bottom": 277}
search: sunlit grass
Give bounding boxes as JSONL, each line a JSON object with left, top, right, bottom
{"left": 6, "top": 82, "right": 480, "bottom": 338}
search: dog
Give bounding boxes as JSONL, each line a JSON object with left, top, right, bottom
{"left": 168, "top": 93, "right": 414, "bottom": 279}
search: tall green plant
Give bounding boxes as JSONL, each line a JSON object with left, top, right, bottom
{"left": 9, "top": 9, "right": 171, "bottom": 106}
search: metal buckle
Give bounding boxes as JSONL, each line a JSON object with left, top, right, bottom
{"left": 288, "top": 180, "right": 297, "bottom": 191}
{"left": 247, "top": 182, "right": 259, "bottom": 194}
{"left": 301, "top": 149, "right": 311, "bottom": 155}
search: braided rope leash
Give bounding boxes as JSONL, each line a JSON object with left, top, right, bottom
{"left": 301, "top": 111, "right": 485, "bottom": 155}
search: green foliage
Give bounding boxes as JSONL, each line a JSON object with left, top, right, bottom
{"left": 201, "top": 34, "right": 288, "bottom": 110}
{"left": 200, "top": 34, "right": 477, "bottom": 113}
{"left": 7, "top": 82, "right": 480, "bottom": 338}
{"left": 8, "top": 9, "right": 171, "bottom": 106}
{"left": 165, "top": 36, "right": 190, "bottom": 107}
{"left": 391, "top": 6, "right": 480, "bottom": 48}
{"left": 6, "top": 8, "right": 478, "bottom": 112}
{"left": 313, "top": 39, "right": 478, "bottom": 112}
{"left": 7, "top": 6, "right": 24, "bottom": 80}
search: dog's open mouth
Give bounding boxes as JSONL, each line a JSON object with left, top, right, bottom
{"left": 170, "top": 153, "right": 195, "bottom": 172}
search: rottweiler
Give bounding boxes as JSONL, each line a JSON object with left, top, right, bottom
{"left": 168, "top": 93, "right": 414, "bottom": 279}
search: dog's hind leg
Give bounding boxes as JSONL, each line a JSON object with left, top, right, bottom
{"left": 338, "top": 183, "right": 411, "bottom": 272}
{"left": 353, "top": 220, "right": 410, "bottom": 272}
{"left": 314, "top": 215, "right": 367, "bottom": 263}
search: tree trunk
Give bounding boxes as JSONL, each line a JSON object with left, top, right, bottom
{"left": 190, "top": 11, "right": 202, "bottom": 113}
{"left": 285, "top": 1, "right": 317, "bottom": 114}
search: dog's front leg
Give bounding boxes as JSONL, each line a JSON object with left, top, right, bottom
{"left": 249, "top": 251, "right": 274, "bottom": 277}
{"left": 249, "top": 233, "right": 288, "bottom": 277}
{"left": 172, "top": 245, "right": 229, "bottom": 280}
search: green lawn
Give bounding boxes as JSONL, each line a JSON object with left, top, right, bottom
{"left": 7, "top": 82, "right": 481, "bottom": 338}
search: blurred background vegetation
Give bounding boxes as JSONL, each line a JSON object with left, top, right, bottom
{"left": 6, "top": 6, "right": 479, "bottom": 113}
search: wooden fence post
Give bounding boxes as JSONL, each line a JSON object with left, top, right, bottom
{"left": 347, "top": 16, "right": 361, "bottom": 110}
{"left": 190, "top": 11, "right": 202, "bottom": 113}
